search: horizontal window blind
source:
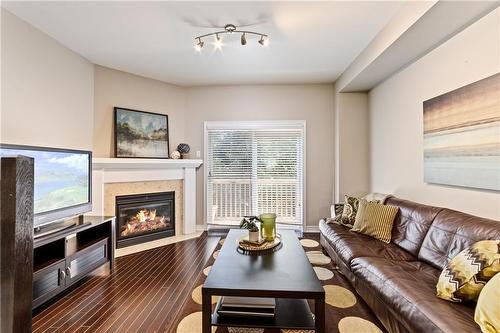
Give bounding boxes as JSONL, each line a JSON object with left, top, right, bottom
{"left": 206, "top": 122, "right": 304, "bottom": 226}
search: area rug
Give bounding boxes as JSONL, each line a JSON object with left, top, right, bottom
{"left": 174, "top": 233, "right": 386, "bottom": 333}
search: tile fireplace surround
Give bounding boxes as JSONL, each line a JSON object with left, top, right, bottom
{"left": 90, "top": 158, "right": 203, "bottom": 251}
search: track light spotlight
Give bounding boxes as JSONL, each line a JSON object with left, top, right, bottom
{"left": 194, "top": 38, "right": 204, "bottom": 51}
{"left": 214, "top": 34, "right": 222, "bottom": 49}
{"left": 258, "top": 35, "right": 269, "bottom": 47}
{"left": 241, "top": 33, "right": 247, "bottom": 46}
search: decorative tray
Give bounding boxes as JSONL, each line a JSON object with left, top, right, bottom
{"left": 238, "top": 234, "right": 281, "bottom": 252}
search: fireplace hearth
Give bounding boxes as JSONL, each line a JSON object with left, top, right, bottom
{"left": 115, "top": 191, "right": 175, "bottom": 248}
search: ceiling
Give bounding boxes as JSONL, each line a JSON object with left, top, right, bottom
{"left": 2, "top": 1, "right": 405, "bottom": 86}
{"left": 341, "top": 1, "right": 499, "bottom": 92}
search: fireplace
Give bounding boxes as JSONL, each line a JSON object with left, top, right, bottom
{"left": 115, "top": 191, "right": 175, "bottom": 248}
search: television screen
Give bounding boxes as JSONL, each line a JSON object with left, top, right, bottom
{"left": 0, "top": 145, "right": 92, "bottom": 227}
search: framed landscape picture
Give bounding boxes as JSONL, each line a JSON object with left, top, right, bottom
{"left": 423, "top": 73, "right": 500, "bottom": 191}
{"left": 114, "top": 107, "right": 170, "bottom": 158}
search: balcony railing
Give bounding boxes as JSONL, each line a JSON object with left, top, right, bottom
{"left": 208, "top": 178, "right": 301, "bottom": 225}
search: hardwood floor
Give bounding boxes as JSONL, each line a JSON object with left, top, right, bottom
{"left": 32, "top": 232, "right": 219, "bottom": 333}
{"left": 33, "top": 232, "right": 385, "bottom": 333}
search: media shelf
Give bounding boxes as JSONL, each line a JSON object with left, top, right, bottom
{"left": 212, "top": 298, "right": 316, "bottom": 330}
{"left": 33, "top": 239, "right": 65, "bottom": 272}
{"left": 32, "top": 216, "right": 115, "bottom": 309}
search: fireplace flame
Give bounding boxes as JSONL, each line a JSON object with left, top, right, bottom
{"left": 120, "top": 208, "right": 170, "bottom": 237}
{"left": 136, "top": 209, "right": 156, "bottom": 223}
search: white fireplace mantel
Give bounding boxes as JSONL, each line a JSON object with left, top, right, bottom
{"left": 90, "top": 158, "right": 203, "bottom": 235}
{"left": 92, "top": 158, "right": 203, "bottom": 170}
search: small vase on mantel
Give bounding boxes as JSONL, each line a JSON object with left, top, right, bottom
{"left": 177, "top": 143, "right": 190, "bottom": 160}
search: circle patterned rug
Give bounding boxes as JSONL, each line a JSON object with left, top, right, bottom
{"left": 338, "top": 316, "right": 383, "bottom": 333}
{"left": 191, "top": 284, "right": 219, "bottom": 305}
{"left": 300, "top": 239, "right": 319, "bottom": 248}
{"left": 177, "top": 312, "right": 217, "bottom": 333}
{"left": 306, "top": 251, "right": 332, "bottom": 265}
{"left": 313, "top": 266, "right": 334, "bottom": 280}
{"left": 324, "top": 285, "right": 357, "bottom": 308}
{"left": 203, "top": 265, "right": 212, "bottom": 276}
{"left": 228, "top": 328, "right": 264, "bottom": 333}
{"left": 213, "top": 250, "right": 220, "bottom": 259}
{"left": 175, "top": 235, "right": 386, "bottom": 333}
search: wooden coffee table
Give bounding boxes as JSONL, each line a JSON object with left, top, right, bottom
{"left": 202, "top": 229, "right": 325, "bottom": 332}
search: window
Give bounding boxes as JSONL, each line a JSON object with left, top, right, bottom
{"left": 205, "top": 121, "right": 305, "bottom": 227}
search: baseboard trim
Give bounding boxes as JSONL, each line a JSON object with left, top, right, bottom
{"left": 304, "top": 226, "right": 320, "bottom": 233}
{"left": 196, "top": 225, "right": 207, "bottom": 232}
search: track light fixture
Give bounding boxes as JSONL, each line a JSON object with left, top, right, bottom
{"left": 194, "top": 24, "right": 268, "bottom": 51}
{"left": 194, "top": 38, "right": 204, "bottom": 51}
{"left": 258, "top": 35, "right": 269, "bottom": 47}
{"left": 214, "top": 33, "right": 222, "bottom": 49}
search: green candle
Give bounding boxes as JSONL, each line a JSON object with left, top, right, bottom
{"left": 259, "top": 213, "right": 276, "bottom": 241}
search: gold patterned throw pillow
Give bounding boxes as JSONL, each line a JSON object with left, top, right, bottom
{"left": 351, "top": 200, "right": 398, "bottom": 243}
{"left": 340, "top": 195, "right": 360, "bottom": 228}
{"left": 325, "top": 204, "right": 345, "bottom": 224}
{"left": 436, "top": 240, "right": 500, "bottom": 303}
{"left": 334, "top": 203, "right": 345, "bottom": 217}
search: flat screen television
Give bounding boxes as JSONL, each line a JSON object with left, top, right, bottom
{"left": 0, "top": 144, "right": 92, "bottom": 228}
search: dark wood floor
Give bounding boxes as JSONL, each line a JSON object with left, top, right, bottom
{"left": 32, "top": 233, "right": 219, "bottom": 333}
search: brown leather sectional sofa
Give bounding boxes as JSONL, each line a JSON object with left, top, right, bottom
{"left": 319, "top": 196, "right": 500, "bottom": 333}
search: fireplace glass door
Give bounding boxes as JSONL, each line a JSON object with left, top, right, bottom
{"left": 115, "top": 191, "right": 175, "bottom": 248}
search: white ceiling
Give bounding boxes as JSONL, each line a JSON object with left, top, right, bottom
{"left": 2, "top": 1, "right": 405, "bottom": 86}
{"left": 341, "top": 1, "right": 500, "bottom": 91}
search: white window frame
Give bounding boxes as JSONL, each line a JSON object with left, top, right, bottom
{"left": 203, "top": 120, "right": 306, "bottom": 229}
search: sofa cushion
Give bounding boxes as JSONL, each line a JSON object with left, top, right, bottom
{"left": 386, "top": 197, "right": 442, "bottom": 256}
{"left": 319, "top": 220, "right": 415, "bottom": 267}
{"left": 418, "top": 208, "right": 500, "bottom": 270}
{"left": 351, "top": 257, "right": 478, "bottom": 333}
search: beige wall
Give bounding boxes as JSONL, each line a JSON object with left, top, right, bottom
{"left": 91, "top": 68, "right": 334, "bottom": 227}
{"left": 185, "top": 85, "right": 334, "bottom": 227}
{"left": 335, "top": 92, "right": 370, "bottom": 202}
{"left": 1, "top": 9, "right": 94, "bottom": 150}
{"left": 91, "top": 69, "right": 334, "bottom": 227}
{"left": 93, "top": 65, "right": 186, "bottom": 157}
{"left": 369, "top": 8, "right": 500, "bottom": 220}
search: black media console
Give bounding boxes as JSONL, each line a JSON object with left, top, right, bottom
{"left": 32, "top": 216, "right": 116, "bottom": 309}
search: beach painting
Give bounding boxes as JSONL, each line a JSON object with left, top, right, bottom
{"left": 115, "top": 107, "right": 169, "bottom": 158}
{"left": 423, "top": 73, "right": 500, "bottom": 191}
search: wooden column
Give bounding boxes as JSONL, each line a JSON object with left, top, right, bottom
{"left": 1, "top": 156, "right": 34, "bottom": 333}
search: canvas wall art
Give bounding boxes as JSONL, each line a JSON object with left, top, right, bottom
{"left": 423, "top": 73, "right": 500, "bottom": 191}
{"left": 114, "top": 107, "right": 169, "bottom": 158}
